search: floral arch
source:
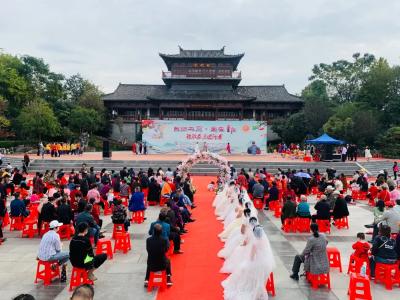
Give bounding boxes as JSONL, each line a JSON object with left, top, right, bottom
{"left": 177, "top": 152, "right": 231, "bottom": 183}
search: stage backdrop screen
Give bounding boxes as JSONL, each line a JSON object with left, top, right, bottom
{"left": 141, "top": 120, "right": 267, "bottom": 154}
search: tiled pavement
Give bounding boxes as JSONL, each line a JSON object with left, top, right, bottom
{"left": 260, "top": 195, "right": 400, "bottom": 300}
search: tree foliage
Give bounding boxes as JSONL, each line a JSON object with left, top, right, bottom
{"left": 16, "top": 99, "right": 60, "bottom": 139}
{"left": 0, "top": 51, "right": 105, "bottom": 140}
{"left": 69, "top": 106, "right": 103, "bottom": 133}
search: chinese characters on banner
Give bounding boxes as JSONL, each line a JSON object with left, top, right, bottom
{"left": 141, "top": 120, "right": 267, "bottom": 154}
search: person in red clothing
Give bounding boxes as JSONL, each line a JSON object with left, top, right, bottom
{"left": 237, "top": 171, "right": 248, "bottom": 189}
{"left": 132, "top": 142, "right": 137, "bottom": 155}
{"left": 69, "top": 186, "right": 83, "bottom": 212}
{"left": 378, "top": 184, "right": 391, "bottom": 206}
{"left": 368, "top": 183, "right": 379, "bottom": 203}
{"left": 352, "top": 232, "right": 370, "bottom": 259}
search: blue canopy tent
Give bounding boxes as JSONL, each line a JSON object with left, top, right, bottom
{"left": 306, "top": 133, "right": 345, "bottom": 161}
{"left": 306, "top": 133, "right": 344, "bottom": 145}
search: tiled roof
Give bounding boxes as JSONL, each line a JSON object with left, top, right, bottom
{"left": 160, "top": 46, "right": 244, "bottom": 59}
{"left": 102, "top": 84, "right": 302, "bottom": 103}
{"left": 236, "top": 86, "right": 302, "bottom": 103}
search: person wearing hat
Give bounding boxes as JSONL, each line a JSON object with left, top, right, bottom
{"left": 37, "top": 220, "right": 69, "bottom": 282}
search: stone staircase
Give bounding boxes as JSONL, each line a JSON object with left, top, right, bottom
{"left": 4, "top": 156, "right": 395, "bottom": 176}
{"left": 357, "top": 160, "right": 395, "bottom": 176}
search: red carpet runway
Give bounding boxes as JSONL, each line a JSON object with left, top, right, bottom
{"left": 157, "top": 176, "right": 226, "bottom": 300}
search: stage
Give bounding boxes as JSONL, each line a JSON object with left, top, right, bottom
{"left": 7, "top": 151, "right": 392, "bottom": 163}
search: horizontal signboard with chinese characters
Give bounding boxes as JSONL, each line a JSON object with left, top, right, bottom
{"left": 141, "top": 120, "right": 267, "bottom": 154}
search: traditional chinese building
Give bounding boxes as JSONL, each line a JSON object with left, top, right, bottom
{"left": 102, "top": 47, "right": 303, "bottom": 142}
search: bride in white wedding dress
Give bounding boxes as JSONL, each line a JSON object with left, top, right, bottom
{"left": 220, "top": 216, "right": 258, "bottom": 273}
{"left": 222, "top": 225, "right": 276, "bottom": 300}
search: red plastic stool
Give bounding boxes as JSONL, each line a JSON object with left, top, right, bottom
{"left": 96, "top": 238, "right": 113, "bottom": 259}
{"left": 296, "top": 217, "right": 311, "bottom": 233}
{"left": 327, "top": 247, "right": 342, "bottom": 272}
{"left": 39, "top": 221, "right": 50, "bottom": 237}
{"left": 159, "top": 196, "right": 169, "bottom": 206}
{"left": 21, "top": 219, "right": 38, "bottom": 238}
{"left": 266, "top": 272, "right": 276, "bottom": 296}
{"left": 58, "top": 224, "right": 73, "bottom": 240}
{"left": 335, "top": 216, "right": 349, "bottom": 229}
{"left": 253, "top": 198, "right": 264, "bottom": 209}
{"left": 374, "top": 262, "right": 400, "bottom": 290}
{"left": 69, "top": 267, "right": 93, "bottom": 291}
{"left": 273, "top": 204, "right": 282, "bottom": 218}
{"left": 114, "top": 232, "right": 131, "bottom": 254}
{"left": 347, "top": 254, "right": 370, "bottom": 275}
{"left": 316, "top": 219, "right": 331, "bottom": 234}
{"left": 348, "top": 273, "right": 372, "bottom": 300}
{"left": 283, "top": 218, "right": 296, "bottom": 233}
{"left": 147, "top": 270, "right": 167, "bottom": 292}
{"left": 131, "top": 211, "right": 145, "bottom": 224}
{"left": 269, "top": 200, "right": 277, "bottom": 211}
{"left": 121, "top": 197, "right": 128, "bottom": 207}
{"left": 306, "top": 272, "right": 331, "bottom": 289}
{"left": 103, "top": 201, "right": 112, "bottom": 215}
{"left": 34, "top": 260, "right": 60, "bottom": 286}
{"left": 2, "top": 211, "right": 10, "bottom": 227}
{"left": 112, "top": 223, "right": 126, "bottom": 239}
{"left": 10, "top": 216, "right": 23, "bottom": 231}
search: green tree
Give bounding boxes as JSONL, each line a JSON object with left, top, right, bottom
{"left": 377, "top": 127, "right": 400, "bottom": 157}
{"left": 271, "top": 112, "right": 308, "bottom": 143}
{"left": 78, "top": 81, "right": 104, "bottom": 112}
{"left": 69, "top": 106, "right": 103, "bottom": 133}
{"left": 65, "top": 74, "right": 85, "bottom": 103}
{"left": 310, "top": 53, "right": 375, "bottom": 103}
{"left": 301, "top": 80, "right": 333, "bottom": 135}
{"left": 16, "top": 99, "right": 60, "bottom": 139}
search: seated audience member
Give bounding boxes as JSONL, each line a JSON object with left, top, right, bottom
{"left": 38, "top": 196, "right": 58, "bottom": 234}
{"left": 375, "top": 202, "right": 400, "bottom": 235}
{"left": 281, "top": 196, "right": 297, "bottom": 225}
{"left": 252, "top": 179, "right": 265, "bottom": 200}
{"left": 296, "top": 195, "right": 311, "bottom": 218}
{"left": 69, "top": 222, "right": 107, "bottom": 282}
{"left": 332, "top": 193, "right": 349, "bottom": 220}
{"left": 111, "top": 198, "right": 130, "bottom": 231}
{"left": 76, "top": 204, "right": 100, "bottom": 245}
{"left": 119, "top": 179, "right": 130, "bottom": 198}
{"left": 265, "top": 181, "right": 279, "bottom": 210}
{"left": 369, "top": 225, "right": 398, "bottom": 279}
{"left": 37, "top": 220, "right": 69, "bottom": 282}
{"left": 71, "top": 284, "right": 94, "bottom": 300}
{"left": 145, "top": 223, "right": 172, "bottom": 287}
{"left": 149, "top": 213, "right": 171, "bottom": 244}
{"left": 87, "top": 184, "right": 102, "bottom": 208}
{"left": 128, "top": 186, "right": 146, "bottom": 215}
{"left": 290, "top": 223, "right": 329, "bottom": 281}
{"left": 352, "top": 232, "right": 370, "bottom": 260}
{"left": 161, "top": 207, "right": 183, "bottom": 254}
{"left": 0, "top": 197, "right": 6, "bottom": 243}
{"left": 10, "top": 192, "right": 29, "bottom": 217}
{"left": 312, "top": 195, "right": 331, "bottom": 222}
{"left": 57, "top": 195, "right": 74, "bottom": 225}
{"left": 89, "top": 198, "right": 102, "bottom": 228}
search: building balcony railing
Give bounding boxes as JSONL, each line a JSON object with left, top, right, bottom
{"left": 162, "top": 71, "right": 241, "bottom": 79}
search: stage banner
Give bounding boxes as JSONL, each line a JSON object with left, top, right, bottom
{"left": 141, "top": 120, "right": 267, "bottom": 154}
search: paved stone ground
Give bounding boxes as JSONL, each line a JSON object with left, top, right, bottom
{"left": 1, "top": 195, "right": 400, "bottom": 299}
{"left": 261, "top": 196, "right": 400, "bottom": 300}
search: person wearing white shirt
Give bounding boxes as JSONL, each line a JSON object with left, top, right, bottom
{"left": 341, "top": 145, "right": 348, "bottom": 162}
{"left": 38, "top": 220, "right": 69, "bottom": 282}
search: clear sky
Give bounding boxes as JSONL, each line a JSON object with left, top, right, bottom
{"left": 1, "top": 0, "right": 399, "bottom": 94}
